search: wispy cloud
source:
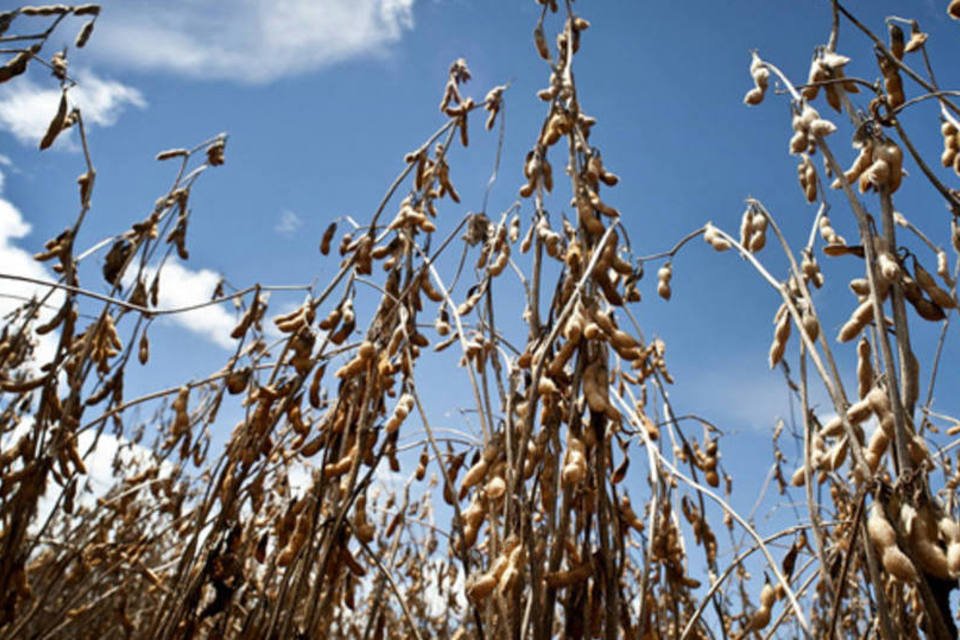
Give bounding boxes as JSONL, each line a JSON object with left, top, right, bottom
{"left": 0, "top": 69, "right": 145, "bottom": 149}
{"left": 0, "top": 177, "right": 234, "bottom": 359}
{"left": 90, "top": 0, "right": 415, "bottom": 83}
{"left": 135, "top": 260, "right": 237, "bottom": 349}
{"left": 275, "top": 210, "right": 303, "bottom": 236}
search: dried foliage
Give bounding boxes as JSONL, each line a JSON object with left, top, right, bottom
{"left": 2, "top": 2, "right": 960, "bottom": 639}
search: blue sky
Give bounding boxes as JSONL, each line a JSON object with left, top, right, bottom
{"left": 3, "top": 0, "right": 960, "bottom": 603}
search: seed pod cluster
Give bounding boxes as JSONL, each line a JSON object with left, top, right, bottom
{"left": 230, "top": 292, "right": 266, "bottom": 340}
{"left": 648, "top": 502, "right": 701, "bottom": 590}
{"left": 703, "top": 223, "right": 731, "bottom": 252}
{"left": 940, "top": 118, "right": 960, "bottom": 176}
{"left": 876, "top": 51, "right": 905, "bottom": 109}
{"left": 797, "top": 154, "right": 818, "bottom": 203}
{"left": 739, "top": 205, "right": 767, "bottom": 253}
{"left": 789, "top": 104, "right": 836, "bottom": 157}
{"left": 802, "top": 50, "right": 859, "bottom": 112}
{"left": 867, "top": 502, "right": 918, "bottom": 582}
{"left": 693, "top": 439, "right": 721, "bottom": 488}
{"left": 855, "top": 140, "right": 905, "bottom": 194}
{"left": 466, "top": 537, "right": 522, "bottom": 602}
{"left": 561, "top": 435, "right": 587, "bottom": 486}
{"left": 584, "top": 152, "right": 619, "bottom": 190}
{"left": 818, "top": 213, "right": 846, "bottom": 248}
{"left": 742, "top": 581, "right": 778, "bottom": 634}
{"left": 743, "top": 53, "right": 769, "bottom": 105}
{"left": 801, "top": 251, "right": 824, "bottom": 288}
{"left": 483, "top": 84, "right": 505, "bottom": 130}
{"left": 385, "top": 393, "right": 414, "bottom": 434}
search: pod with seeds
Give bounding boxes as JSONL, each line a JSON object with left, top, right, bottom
{"left": 813, "top": 51, "right": 859, "bottom": 110}
{"left": 802, "top": 54, "right": 827, "bottom": 101}
{"left": 582, "top": 359, "right": 611, "bottom": 415}
{"left": 808, "top": 117, "right": 837, "bottom": 138}
{"left": 385, "top": 393, "right": 415, "bottom": 434}
{"left": 800, "top": 252, "right": 823, "bottom": 288}
{"left": 876, "top": 52, "right": 905, "bottom": 109}
{"left": 867, "top": 502, "right": 918, "bottom": 582}
{"left": 818, "top": 214, "right": 846, "bottom": 247}
{"left": 466, "top": 573, "right": 497, "bottom": 603}
{"left": 859, "top": 157, "right": 890, "bottom": 194}
{"left": 876, "top": 251, "right": 901, "bottom": 285}
{"left": 941, "top": 120, "right": 960, "bottom": 174}
{"left": 319, "top": 222, "right": 337, "bottom": 255}
{"left": 856, "top": 337, "right": 873, "bottom": 399}
{"left": 657, "top": 262, "right": 672, "bottom": 300}
{"left": 561, "top": 437, "right": 587, "bottom": 487}
{"left": 484, "top": 475, "right": 505, "bottom": 500}
{"left": 324, "top": 443, "right": 358, "bottom": 479}
{"left": 329, "top": 302, "right": 356, "bottom": 345}
{"left": 937, "top": 518, "right": 960, "bottom": 576}
{"left": 834, "top": 143, "right": 873, "bottom": 189}
{"left": 797, "top": 154, "right": 818, "bottom": 203}
{"left": 743, "top": 52, "right": 769, "bottom": 106}
{"left": 748, "top": 211, "right": 767, "bottom": 252}
{"left": 877, "top": 140, "right": 904, "bottom": 192}
{"left": 838, "top": 297, "right": 875, "bottom": 343}
{"left": 902, "top": 510, "right": 949, "bottom": 579}
{"left": 864, "top": 425, "right": 890, "bottom": 471}
{"left": 744, "top": 582, "right": 777, "bottom": 633}
{"left": 739, "top": 206, "right": 753, "bottom": 247}
{"left": 533, "top": 23, "right": 550, "bottom": 60}
{"left": 768, "top": 304, "right": 791, "bottom": 368}
{"left": 274, "top": 305, "right": 315, "bottom": 334}
{"left": 460, "top": 458, "right": 488, "bottom": 498}
{"left": 544, "top": 561, "right": 592, "bottom": 588}
{"left": 845, "top": 395, "right": 874, "bottom": 425}
{"left": 888, "top": 23, "right": 905, "bottom": 60}
{"left": 914, "top": 260, "right": 955, "bottom": 309}
{"left": 156, "top": 148, "right": 189, "bottom": 161}
{"left": 703, "top": 223, "right": 731, "bottom": 252}
{"left": 40, "top": 91, "right": 68, "bottom": 151}
{"left": 138, "top": 330, "right": 150, "bottom": 365}
{"left": 75, "top": 20, "right": 95, "bottom": 48}
{"left": 800, "top": 308, "right": 819, "bottom": 341}
{"left": 908, "top": 293, "right": 946, "bottom": 322}
{"left": 334, "top": 341, "right": 375, "bottom": 379}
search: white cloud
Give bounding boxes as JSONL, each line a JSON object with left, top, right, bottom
{"left": 13, "top": 425, "right": 176, "bottom": 532}
{"left": 275, "top": 210, "right": 303, "bottom": 236}
{"left": 137, "top": 260, "right": 236, "bottom": 349}
{"left": 0, "top": 69, "right": 145, "bottom": 149}
{"left": 0, "top": 178, "right": 232, "bottom": 365}
{"left": 0, "top": 155, "right": 9, "bottom": 192}
{"left": 0, "top": 195, "right": 64, "bottom": 365}
{"left": 90, "top": 0, "right": 415, "bottom": 83}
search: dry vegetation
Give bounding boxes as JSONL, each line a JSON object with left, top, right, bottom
{"left": 3, "top": 1, "right": 960, "bottom": 638}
